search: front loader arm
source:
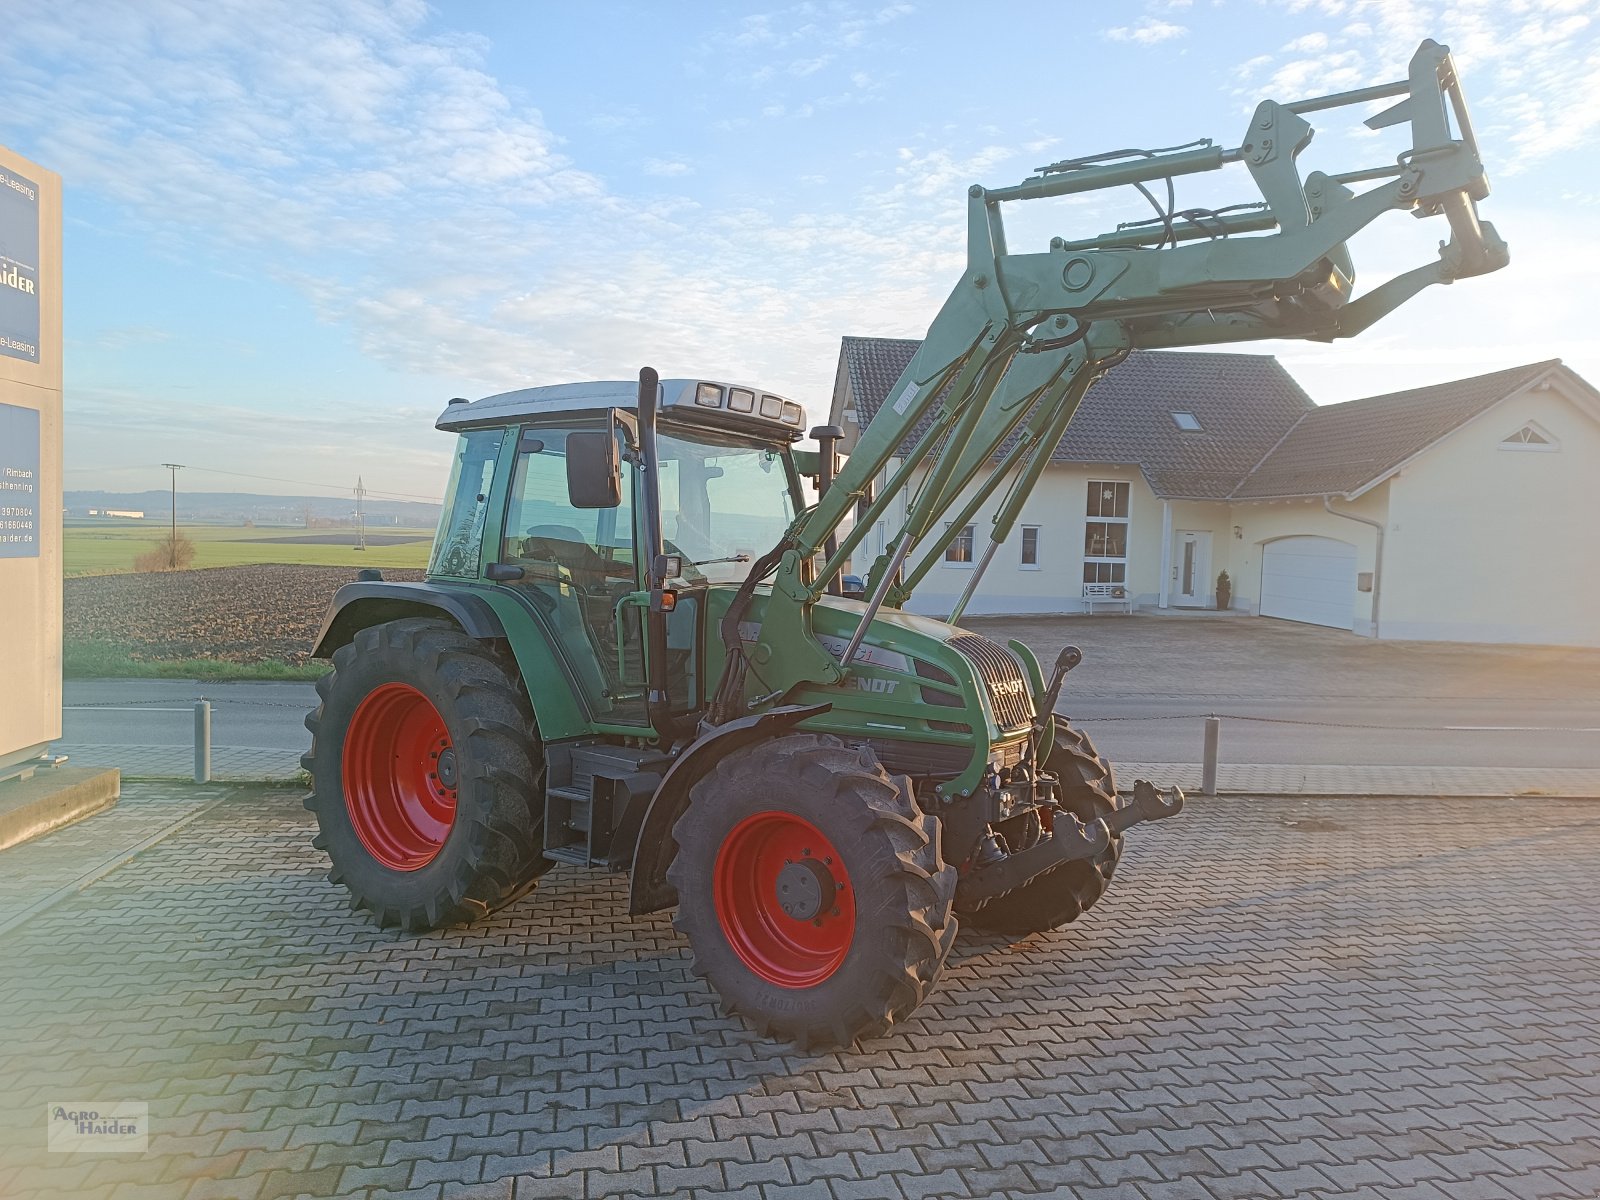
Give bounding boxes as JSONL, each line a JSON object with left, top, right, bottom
{"left": 748, "top": 37, "right": 1508, "bottom": 701}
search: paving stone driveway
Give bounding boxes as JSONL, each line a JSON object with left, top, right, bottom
{"left": 3, "top": 784, "right": 1599, "bottom": 1200}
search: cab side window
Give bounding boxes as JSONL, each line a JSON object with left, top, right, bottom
{"left": 502, "top": 428, "right": 635, "bottom": 577}
{"left": 430, "top": 428, "right": 504, "bottom": 578}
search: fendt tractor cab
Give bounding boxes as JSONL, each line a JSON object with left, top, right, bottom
{"left": 305, "top": 40, "right": 1507, "bottom": 1045}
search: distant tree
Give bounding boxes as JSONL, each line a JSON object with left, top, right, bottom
{"left": 134, "top": 533, "right": 197, "bottom": 572}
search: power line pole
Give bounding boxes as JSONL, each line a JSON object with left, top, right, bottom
{"left": 161, "top": 463, "right": 185, "bottom": 568}
{"left": 354, "top": 476, "right": 367, "bottom": 551}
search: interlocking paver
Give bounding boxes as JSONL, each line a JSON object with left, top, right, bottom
{"left": 3, "top": 784, "right": 1600, "bottom": 1200}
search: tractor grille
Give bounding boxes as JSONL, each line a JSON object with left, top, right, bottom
{"left": 948, "top": 634, "right": 1035, "bottom": 731}
{"left": 865, "top": 738, "right": 972, "bottom": 777}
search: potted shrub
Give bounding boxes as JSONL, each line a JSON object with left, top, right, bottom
{"left": 1215, "top": 569, "right": 1232, "bottom": 610}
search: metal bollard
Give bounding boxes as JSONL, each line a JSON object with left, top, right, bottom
{"left": 194, "top": 700, "right": 212, "bottom": 784}
{"left": 1201, "top": 715, "right": 1220, "bottom": 796}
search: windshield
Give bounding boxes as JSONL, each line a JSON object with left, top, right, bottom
{"left": 655, "top": 426, "right": 799, "bottom": 585}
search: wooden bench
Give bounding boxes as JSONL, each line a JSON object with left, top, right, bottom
{"left": 1083, "top": 582, "right": 1133, "bottom": 614}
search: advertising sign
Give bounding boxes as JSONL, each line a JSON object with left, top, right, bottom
{"left": 0, "top": 163, "right": 40, "bottom": 364}
{"left": 0, "top": 402, "right": 40, "bottom": 558}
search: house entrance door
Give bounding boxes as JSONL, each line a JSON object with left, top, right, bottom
{"left": 1174, "top": 530, "right": 1212, "bottom": 607}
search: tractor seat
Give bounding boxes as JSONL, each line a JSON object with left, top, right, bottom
{"left": 521, "top": 524, "right": 608, "bottom": 586}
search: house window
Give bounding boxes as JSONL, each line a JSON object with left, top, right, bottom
{"left": 1171, "top": 411, "right": 1202, "bottom": 431}
{"left": 1020, "top": 525, "right": 1040, "bottom": 569}
{"left": 1084, "top": 480, "right": 1129, "bottom": 586}
{"left": 945, "top": 523, "right": 975, "bottom": 565}
{"left": 1500, "top": 422, "right": 1558, "bottom": 451}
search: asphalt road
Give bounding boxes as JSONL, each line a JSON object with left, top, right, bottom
{"left": 60, "top": 677, "right": 1600, "bottom": 770}
{"left": 62, "top": 680, "right": 315, "bottom": 752}
{"left": 1065, "top": 694, "right": 1600, "bottom": 769}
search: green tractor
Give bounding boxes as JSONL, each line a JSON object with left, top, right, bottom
{"left": 304, "top": 40, "right": 1506, "bottom": 1046}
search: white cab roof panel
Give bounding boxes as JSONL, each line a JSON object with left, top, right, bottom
{"left": 435, "top": 378, "right": 806, "bottom": 436}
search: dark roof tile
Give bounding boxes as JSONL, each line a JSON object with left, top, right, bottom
{"left": 1231, "top": 360, "right": 1560, "bottom": 499}
{"left": 837, "top": 338, "right": 1314, "bottom": 499}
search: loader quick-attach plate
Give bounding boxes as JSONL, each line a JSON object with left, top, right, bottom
{"left": 1107, "top": 779, "right": 1186, "bottom": 834}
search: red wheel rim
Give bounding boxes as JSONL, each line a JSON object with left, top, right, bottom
{"left": 713, "top": 811, "right": 855, "bottom": 989}
{"left": 342, "top": 683, "right": 458, "bottom": 871}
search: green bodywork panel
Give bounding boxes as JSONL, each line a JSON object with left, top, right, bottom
{"left": 446, "top": 570, "right": 1010, "bottom": 793}
{"left": 470, "top": 585, "right": 596, "bottom": 740}
{"left": 702, "top": 587, "right": 1017, "bottom": 797}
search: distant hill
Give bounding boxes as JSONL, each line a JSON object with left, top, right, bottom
{"left": 65, "top": 490, "right": 441, "bottom": 527}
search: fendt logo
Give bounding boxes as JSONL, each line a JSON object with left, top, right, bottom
{"left": 854, "top": 677, "right": 898, "bottom": 694}
{"left": 990, "top": 678, "right": 1026, "bottom": 697}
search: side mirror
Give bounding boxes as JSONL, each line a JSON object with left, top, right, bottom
{"left": 566, "top": 421, "right": 622, "bottom": 509}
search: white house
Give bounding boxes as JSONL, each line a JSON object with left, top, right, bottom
{"left": 829, "top": 337, "right": 1600, "bottom": 648}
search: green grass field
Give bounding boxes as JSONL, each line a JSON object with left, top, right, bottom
{"left": 65, "top": 522, "right": 436, "bottom": 576}
{"left": 62, "top": 639, "right": 328, "bottom": 680}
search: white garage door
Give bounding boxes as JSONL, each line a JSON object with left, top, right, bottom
{"left": 1260, "top": 536, "right": 1357, "bottom": 629}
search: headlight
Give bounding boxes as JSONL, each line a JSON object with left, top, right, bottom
{"left": 759, "top": 394, "right": 783, "bottom": 419}
{"left": 696, "top": 383, "right": 724, "bottom": 407}
{"left": 728, "top": 387, "right": 755, "bottom": 412}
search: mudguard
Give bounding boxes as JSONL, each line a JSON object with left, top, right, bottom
{"left": 311, "top": 581, "right": 508, "bottom": 658}
{"left": 627, "top": 702, "right": 832, "bottom": 915}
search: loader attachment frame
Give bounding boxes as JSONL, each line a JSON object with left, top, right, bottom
{"left": 739, "top": 38, "right": 1507, "bottom": 704}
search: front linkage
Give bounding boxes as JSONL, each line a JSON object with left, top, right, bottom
{"left": 937, "top": 646, "right": 1184, "bottom": 915}
{"left": 955, "top": 779, "right": 1185, "bottom": 912}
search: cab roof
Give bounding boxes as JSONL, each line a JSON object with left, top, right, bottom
{"left": 435, "top": 378, "right": 807, "bottom": 438}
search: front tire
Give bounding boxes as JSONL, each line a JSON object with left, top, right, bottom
{"left": 961, "top": 716, "right": 1124, "bottom": 935}
{"left": 302, "top": 618, "right": 549, "bottom": 931}
{"left": 669, "top": 734, "right": 957, "bottom": 1048}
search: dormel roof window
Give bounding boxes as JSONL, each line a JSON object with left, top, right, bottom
{"left": 1171, "top": 411, "right": 1203, "bottom": 432}
{"left": 1500, "top": 421, "right": 1558, "bottom": 451}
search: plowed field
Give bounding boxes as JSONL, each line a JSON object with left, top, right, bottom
{"left": 64, "top": 564, "right": 426, "bottom": 665}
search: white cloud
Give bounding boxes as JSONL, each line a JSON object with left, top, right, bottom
{"left": 2, "top": 0, "right": 601, "bottom": 264}
{"left": 1235, "top": 1, "right": 1600, "bottom": 175}
{"left": 789, "top": 55, "right": 833, "bottom": 77}
{"left": 1283, "top": 32, "right": 1329, "bottom": 53}
{"left": 1105, "top": 19, "right": 1189, "bottom": 45}
{"left": 21, "top": 0, "right": 1597, "bottom": 499}
{"left": 17, "top": 3, "right": 1054, "bottom": 447}
{"left": 643, "top": 158, "right": 694, "bottom": 177}
{"left": 79, "top": 325, "right": 175, "bottom": 352}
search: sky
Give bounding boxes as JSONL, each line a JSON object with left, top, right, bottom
{"left": 4, "top": 0, "right": 1598, "bottom": 503}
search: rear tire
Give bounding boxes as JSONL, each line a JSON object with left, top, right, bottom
{"left": 961, "top": 716, "right": 1124, "bottom": 935}
{"left": 669, "top": 734, "right": 957, "bottom": 1048}
{"left": 302, "top": 618, "right": 549, "bottom": 931}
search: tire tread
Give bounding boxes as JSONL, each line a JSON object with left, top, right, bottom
{"left": 303, "top": 617, "right": 549, "bottom": 932}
